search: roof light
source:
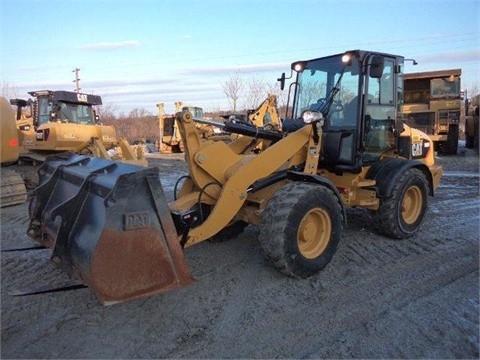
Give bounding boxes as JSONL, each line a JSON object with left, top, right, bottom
{"left": 342, "top": 54, "right": 351, "bottom": 63}
{"left": 292, "top": 61, "right": 306, "bottom": 72}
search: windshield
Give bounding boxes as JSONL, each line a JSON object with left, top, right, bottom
{"left": 37, "top": 98, "right": 95, "bottom": 125}
{"left": 293, "top": 55, "right": 360, "bottom": 128}
{"left": 430, "top": 77, "right": 461, "bottom": 98}
{"left": 58, "top": 103, "right": 95, "bottom": 124}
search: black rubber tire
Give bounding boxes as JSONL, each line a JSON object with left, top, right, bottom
{"left": 372, "top": 168, "right": 428, "bottom": 239}
{"left": 258, "top": 182, "right": 343, "bottom": 278}
{"left": 442, "top": 125, "right": 459, "bottom": 155}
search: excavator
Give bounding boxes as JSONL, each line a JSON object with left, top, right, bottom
{"left": 22, "top": 50, "right": 442, "bottom": 305}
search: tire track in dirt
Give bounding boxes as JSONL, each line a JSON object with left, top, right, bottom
{"left": 243, "top": 243, "right": 478, "bottom": 359}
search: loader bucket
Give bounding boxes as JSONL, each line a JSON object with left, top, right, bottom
{"left": 27, "top": 152, "right": 193, "bottom": 305}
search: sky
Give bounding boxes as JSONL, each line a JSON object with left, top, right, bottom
{"left": 1, "top": 0, "right": 479, "bottom": 115}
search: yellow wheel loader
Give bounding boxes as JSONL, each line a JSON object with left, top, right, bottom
{"left": 24, "top": 50, "right": 442, "bottom": 305}
{"left": 0, "top": 97, "right": 27, "bottom": 207}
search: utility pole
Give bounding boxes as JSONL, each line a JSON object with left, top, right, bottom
{"left": 72, "top": 68, "right": 81, "bottom": 93}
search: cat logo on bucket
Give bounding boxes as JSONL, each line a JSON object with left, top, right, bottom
{"left": 124, "top": 211, "right": 152, "bottom": 230}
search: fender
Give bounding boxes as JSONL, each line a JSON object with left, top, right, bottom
{"left": 287, "top": 170, "right": 347, "bottom": 224}
{"left": 366, "top": 158, "right": 434, "bottom": 198}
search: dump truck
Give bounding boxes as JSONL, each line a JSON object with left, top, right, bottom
{"left": 0, "top": 97, "right": 28, "bottom": 207}
{"left": 24, "top": 50, "right": 442, "bottom": 305}
{"left": 403, "top": 69, "right": 462, "bottom": 155}
{"left": 12, "top": 90, "right": 146, "bottom": 165}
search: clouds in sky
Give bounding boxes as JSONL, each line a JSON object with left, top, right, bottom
{"left": 416, "top": 50, "right": 480, "bottom": 65}
{"left": 78, "top": 40, "right": 141, "bottom": 51}
{"left": 7, "top": 35, "right": 479, "bottom": 116}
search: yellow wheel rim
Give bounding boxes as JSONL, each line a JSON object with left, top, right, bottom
{"left": 402, "top": 185, "right": 422, "bottom": 224}
{"left": 297, "top": 208, "right": 331, "bottom": 259}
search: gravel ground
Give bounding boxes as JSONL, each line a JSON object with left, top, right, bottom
{"left": 1, "top": 142, "right": 479, "bottom": 359}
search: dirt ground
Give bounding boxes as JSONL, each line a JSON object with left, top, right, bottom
{"left": 1, "top": 143, "right": 479, "bottom": 359}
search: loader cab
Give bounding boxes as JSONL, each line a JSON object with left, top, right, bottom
{"left": 285, "top": 50, "right": 404, "bottom": 173}
{"left": 29, "top": 90, "right": 102, "bottom": 128}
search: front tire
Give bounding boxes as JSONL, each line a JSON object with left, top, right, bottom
{"left": 373, "top": 168, "right": 428, "bottom": 239}
{"left": 258, "top": 182, "right": 343, "bottom": 278}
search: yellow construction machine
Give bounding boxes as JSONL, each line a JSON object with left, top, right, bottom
{"left": 12, "top": 90, "right": 146, "bottom": 165}
{"left": 249, "top": 93, "right": 281, "bottom": 129}
{"left": 465, "top": 94, "right": 479, "bottom": 151}
{"left": 23, "top": 50, "right": 442, "bottom": 305}
{"left": 221, "top": 93, "right": 282, "bottom": 129}
{"left": 157, "top": 95, "right": 281, "bottom": 153}
{"left": 0, "top": 97, "right": 27, "bottom": 207}
{"left": 156, "top": 101, "right": 232, "bottom": 153}
{"left": 403, "top": 69, "right": 462, "bottom": 155}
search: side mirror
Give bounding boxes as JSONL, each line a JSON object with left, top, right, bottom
{"left": 369, "top": 55, "right": 385, "bottom": 79}
{"left": 277, "top": 72, "right": 286, "bottom": 91}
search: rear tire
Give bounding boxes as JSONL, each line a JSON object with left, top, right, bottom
{"left": 258, "top": 182, "right": 343, "bottom": 278}
{"left": 373, "top": 168, "right": 428, "bottom": 239}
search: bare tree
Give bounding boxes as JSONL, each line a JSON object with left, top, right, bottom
{"left": 266, "top": 81, "right": 288, "bottom": 116}
{"left": 1, "top": 81, "right": 20, "bottom": 99}
{"left": 96, "top": 101, "right": 119, "bottom": 124}
{"left": 244, "top": 76, "right": 268, "bottom": 110}
{"left": 128, "top": 108, "right": 152, "bottom": 118}
{"left": 469, "top": 82, "right": 479, "bottom": 100}
{"left": 222, "top": 71, "right": 243, "bottom": 112}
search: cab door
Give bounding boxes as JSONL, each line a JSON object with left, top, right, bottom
{"left": 363, "top": 56, "right": 400, "bottom": 162}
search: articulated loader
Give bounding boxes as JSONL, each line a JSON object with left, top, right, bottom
{"left": 24, "top": 50, "right": 442, "bottom": 305}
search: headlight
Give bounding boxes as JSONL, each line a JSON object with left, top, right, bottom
{"left": 302, "top": 110, "right": 323, "bottom": 124}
